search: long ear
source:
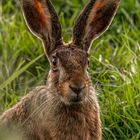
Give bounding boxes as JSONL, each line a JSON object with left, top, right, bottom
{"left": 72, "top": 0, "right": 120, "bottom": 52}
{"left": 21, "top": 0, "right": 63, "bottom": 55}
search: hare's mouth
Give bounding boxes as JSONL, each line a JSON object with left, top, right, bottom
{"left": 58, "top": 81, "right": 88, "bottom": 104}
{"left": 59, "top": 89, "right": 86, "bottom": 105}
{"left": 70, "top": 96, "right": 83, "bottom": 103}
{"left": 69, "top": 90, "right": 85, "bottom": 103}
{"left": 60, "top": 96, "right": 84, "bottom": 105}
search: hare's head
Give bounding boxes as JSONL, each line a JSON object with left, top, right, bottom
{"left": 21, "top": 0, "right": 120, "bottom": 104}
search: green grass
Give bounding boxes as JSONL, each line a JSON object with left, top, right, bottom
{"left": 1, "top": 0, "right": 140, "bottom": 139}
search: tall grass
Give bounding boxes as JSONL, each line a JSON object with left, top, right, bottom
{"left": 1, "top": 0, "right": 140, "bottom": 139}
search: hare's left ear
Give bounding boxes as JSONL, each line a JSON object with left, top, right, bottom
{"left": 72, "top": 0, "right": 120, "bottom": 52}
{"left": 21, "top": 0, "right": 63, "bottom": 55}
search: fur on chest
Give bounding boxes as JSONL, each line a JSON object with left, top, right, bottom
{"left": 39, "top": 103, "right": 98, "bottom": 140}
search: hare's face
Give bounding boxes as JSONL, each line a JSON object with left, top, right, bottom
{"left": 49, "top": 46, "right": 90, "bottom": 104}
{"left": 22, "top": 0, "right": 120, "bottom": 102}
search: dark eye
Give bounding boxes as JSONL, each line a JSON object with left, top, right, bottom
{"left": 51, "top": 56, "right": 58, "bottom": 72}
{"left": 52, "top": 57, "right": 57, "bottom": 66}
{"left": 88, "top": 60, "right": 90, "bottom": 66}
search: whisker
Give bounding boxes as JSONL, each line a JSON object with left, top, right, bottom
{"left": 21, "top": 96, "right": 56, "bottom": 126}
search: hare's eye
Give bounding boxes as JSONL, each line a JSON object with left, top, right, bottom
{"left": 88, "top": 60, "right": 90, "bottom": 66}
{"left": 87, "top": 58, "right": 90, "bottom": 67}
{"left": 52, "top": 58, "right": 57, "bottom": 66}
{"left": 51, "top": 57, "right": 58, "bottom": 72}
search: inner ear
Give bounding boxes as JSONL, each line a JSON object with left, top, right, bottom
{"left": 21, "top": 0, "right": 63, "bottom": 56}
{"left": 72, "top": 0, "right": 120, "bottom": 52}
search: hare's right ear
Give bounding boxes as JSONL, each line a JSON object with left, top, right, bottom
{"left": 72, "top": 0, "right": 120, "bottom": 52}
{"left": 21, "top": 0, "right": 63, "bottom": 55}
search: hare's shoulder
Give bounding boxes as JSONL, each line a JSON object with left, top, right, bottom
{"left": 0, "top": 86, "right": 48, "bottom": 124}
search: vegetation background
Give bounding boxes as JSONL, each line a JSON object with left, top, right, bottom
{"left": 0, "top": 0, "right": 140, "bottom": 139}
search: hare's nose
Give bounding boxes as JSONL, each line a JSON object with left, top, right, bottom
{"left": 69, "top": 84, "right": 85, "bottom": 95}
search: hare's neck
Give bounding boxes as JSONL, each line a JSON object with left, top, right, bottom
{"left": 35, "top": 85, "right": 99, "bottom": 139}
{"left": 43, "top": 89, "right": 99, "bottom": 139}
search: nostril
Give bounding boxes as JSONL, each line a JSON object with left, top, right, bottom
{"left": 69, "top": 84, "right": 85, "bottom": 95}
{"left": 69, "top": 85, "right": 80, "bottom": 94}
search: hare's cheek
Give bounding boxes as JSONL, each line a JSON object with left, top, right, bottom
{"left": 58, "top": 82, "right": 72, "bottom": 102}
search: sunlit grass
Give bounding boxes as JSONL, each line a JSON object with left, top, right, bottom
{"left": 1, "top": 0, "right": 140, "bottom": 139}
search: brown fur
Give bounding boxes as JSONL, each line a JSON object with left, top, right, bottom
{"left": 0, "top": 46, "right": 102, "bottom": 140}
{"left": 0, "top": 78, "right": 101, "bottom": 140}
{"left": 0, "top": 0, "right": 120, "bottom": 139}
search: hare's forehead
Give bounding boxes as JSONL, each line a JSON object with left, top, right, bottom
{"left": 55, "top": 48, "right": 88, "bottom": 66}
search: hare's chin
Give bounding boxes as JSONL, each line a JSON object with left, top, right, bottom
{"left": 60, "top": 96, "right": 85, "bottom": 105}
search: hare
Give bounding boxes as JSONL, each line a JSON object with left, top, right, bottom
{"left": 0, "top": 0, "right": 120, "bottom": 140}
